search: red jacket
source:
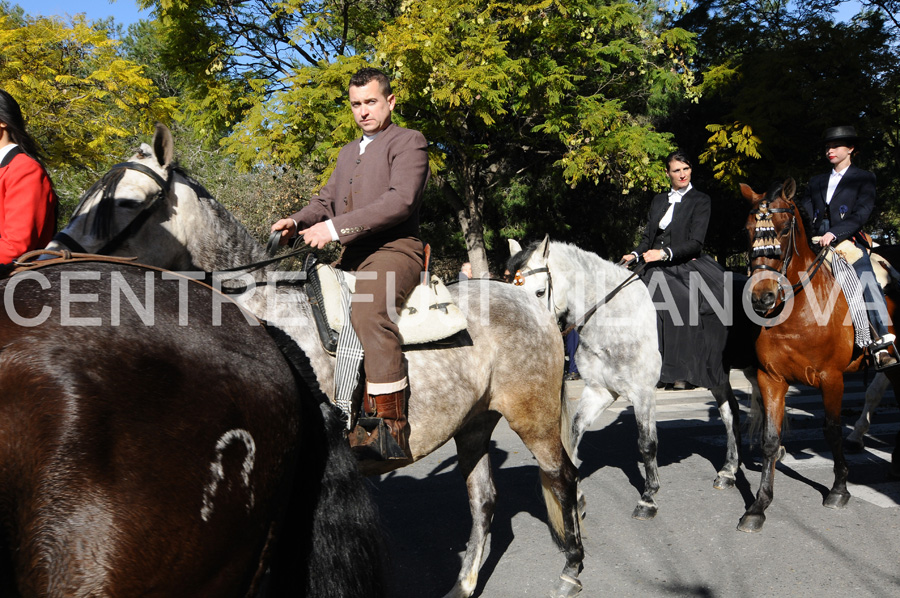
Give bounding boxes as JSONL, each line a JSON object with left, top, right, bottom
{"left": 0, "top": 147, "right": 57, "bottom": 263}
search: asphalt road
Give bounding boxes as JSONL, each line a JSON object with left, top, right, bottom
{"left": 370, "top": 371, "right": 900, "bottom": 598}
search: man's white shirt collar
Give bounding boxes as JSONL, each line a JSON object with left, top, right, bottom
{"left": 359, "top": 133, "right": 378, "bottom": 155}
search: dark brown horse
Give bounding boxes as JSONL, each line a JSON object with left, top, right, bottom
{"left": 0, "top": 261, "right": 384, "bottom": 597}
{"left": 740, "top": 179, "right": 900, "bottom": 532}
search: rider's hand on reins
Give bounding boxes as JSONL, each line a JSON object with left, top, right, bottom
{"left": 616, "top": 255, "right": 641, "bottom": 269}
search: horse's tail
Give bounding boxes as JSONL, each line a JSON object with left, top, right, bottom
{"left": 540, "top": 378, "right": 583, "bottom": 544}
{"left": 559, "top": 380, "right": 577, "bottom": 462}
{"left": 266, "top": 325, "right": 387, "bottom": 598}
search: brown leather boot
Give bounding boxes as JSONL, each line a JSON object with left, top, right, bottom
{"left": 348, "top": 389, "right": 411, "bottom": 460}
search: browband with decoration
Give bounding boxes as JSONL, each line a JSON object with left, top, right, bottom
{"left": 750, "top": 200, "right": 793, "bottom": 259}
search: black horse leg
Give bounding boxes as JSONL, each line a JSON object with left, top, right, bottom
{"left": 710, "top": 383, "right": 742, "bottom": 490}
{"left": 738, "top": 374, "right": 786, "bottom": 532}
{"left": 892, "top": 429, "right": 900, "bottom": 478}
{"left": 444, "top": 412, "right": 501, "bottom": 598}
{"left": 822, "top": 380, "right": 851, "bottom": 508}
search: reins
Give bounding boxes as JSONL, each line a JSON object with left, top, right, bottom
{"left": 216, "top": 233, "right": 312, "bottom": 274}
{"left": 562, "top": 260, "right": 646, "bottom": 335}
{"left": 7, "top": 250, "right": 263, "bottom": 324}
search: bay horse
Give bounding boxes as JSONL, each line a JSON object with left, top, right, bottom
{"left": 740, "top": 179, "right": 900, "bottom": 532}
{"left": 0, "top": 261, "right": 384, "bottom": 597}
{"left": 47, "top": 124, "right": 585, "bottom": 598}
{"left": 508, "top": 236, "right": 760, "bottom": 512}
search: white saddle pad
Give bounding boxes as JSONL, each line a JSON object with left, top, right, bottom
{"left": 316, "top": 263, "right": 468, "bottom": 345}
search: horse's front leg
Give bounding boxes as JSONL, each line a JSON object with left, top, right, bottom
{"left": 626, "top": 384, "right": 660, "bottom": 520}
{"left": 821, "top": 375, "right": 851, "bottom": 508}
{"left": 443, "top": 412, "right": 501, "bottom": 598}
{"left": 738, "top": 371, "right": 787, "bottom": 532}
{"left": 709, "top": 382, "right": 742, "bottom": 490}
{"left": 846, "top": 372, "right": 889, "bottom": 452}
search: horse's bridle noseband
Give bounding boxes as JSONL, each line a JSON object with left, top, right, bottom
{"left": 53, "top": 161, "right": 172, "bottom": 255}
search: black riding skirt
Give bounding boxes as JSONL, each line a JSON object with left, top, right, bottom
{"left": 638, "top": 254, "right": 729, "bottom": 388}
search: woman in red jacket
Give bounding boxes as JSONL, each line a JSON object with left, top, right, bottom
{"left": 0, "top": 89, "right": 57, "bottom": 264}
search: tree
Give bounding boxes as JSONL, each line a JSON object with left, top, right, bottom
{"left": 0, "top": 4, "right": 177, "bottom": 211}
{"left": 145, "top": 0, "right": 698, "bottom": 275}
{"left": 669, "top": 0, "right": 900, "bottom": 260}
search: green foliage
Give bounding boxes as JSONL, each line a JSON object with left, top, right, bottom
{"left": 0, "top": 5, "right": 178, "bottom": 217}
{"left": 699, "top": 121, "right": 762, "bottom": 188}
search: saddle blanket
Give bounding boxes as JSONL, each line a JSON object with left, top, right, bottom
{"left": 307, "top": 261, "right": 468, "bottom": 354}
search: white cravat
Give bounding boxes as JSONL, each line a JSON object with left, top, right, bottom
{"left": 826, "top": 166, "right": 847, "bottom": 204}
{"left": 659, "top": 184, "right": 691, "bottom": 230}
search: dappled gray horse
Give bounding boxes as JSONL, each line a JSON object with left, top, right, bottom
{"left": 46, "top": 124, "right": 586, "bottom": 598}
{"left": 509, "top": 236, "right": 753, "bottom": 504}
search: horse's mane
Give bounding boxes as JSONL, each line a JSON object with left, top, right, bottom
{"left": 78, "top": 167, "right": 128, "bottom": 240}
{"left": 173, "top": 168, "right": 271, "bottom": 272}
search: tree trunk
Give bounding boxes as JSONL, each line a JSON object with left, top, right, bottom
{"left": 438, "top": 177, "right": 490, "bottom": 278}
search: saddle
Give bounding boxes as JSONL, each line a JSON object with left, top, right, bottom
{"left": 304, "top": 247, "right": 468, "bottom": 355}
{"left": 813, "top": 236, "right": 892, "bottom": 290}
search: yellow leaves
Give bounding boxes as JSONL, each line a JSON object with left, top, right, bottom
{"left": 699, "top": 121, "right": 762, "bottom": 187}
{"left": 0, "top": 10, "right": 177, "bottom": 173}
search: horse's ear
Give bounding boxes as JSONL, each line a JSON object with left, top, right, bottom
{"left": 508, "top": 239, "right": 522, "bottom": 256}
{"left": 782, "top": 178, "right": 796, "bottom": 201}
{"left": 538, "top": 234, "right": 550, "bottom": 259}
{"left": 740, "top": 183, "right": 760, "bottom": 204}
{"left": 153, "top": 123, "right": 175, "bottom": 168}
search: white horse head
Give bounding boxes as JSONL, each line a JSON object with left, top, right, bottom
{"left": 509, "top": 234, "right": 569, "bottom": 323}
{"left": 49, "top": 124, "right": 264, "bottom": 273}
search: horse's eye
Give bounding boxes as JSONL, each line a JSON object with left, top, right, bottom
{"left": 117, "top": 199, "right": 142, "bottom": 209}
{"left": 779, "top": 227, "right": 790, "bottom": 237}
{"left": 536, "top": 289, "right": 546, "bottom": 298}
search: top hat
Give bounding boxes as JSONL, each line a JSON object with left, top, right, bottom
{"left": 823, "top": 126, "right": 858, "bottom": 144}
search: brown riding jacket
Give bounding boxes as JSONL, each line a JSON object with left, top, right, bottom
{"left": 291, "top": 122, "right": 429, "bottom": 257}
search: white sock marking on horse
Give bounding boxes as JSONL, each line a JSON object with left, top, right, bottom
{"left": 201, "top": 428, "right": 257, "bottom": 522}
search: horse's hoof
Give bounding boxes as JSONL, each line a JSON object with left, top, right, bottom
{"left": 823, "top": 490, "right": 850, "bottom": 509}
{"left": 737, "top": 513, "right": 765, "bottom": 533}
{"left": 713, "top": 474, "right": 736, "bottom": 490}
{"left": 631, "top": 502, "right": 658, "bottom": 520}
{"left": 845, "top": 438, "right": 865, "bottom": 454}
{"left": 550, "top": 574, "right": 583, "bottom": 598}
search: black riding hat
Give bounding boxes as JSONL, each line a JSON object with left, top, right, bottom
{"left": 823, "top": 125, "right": 858, "bottom": 145}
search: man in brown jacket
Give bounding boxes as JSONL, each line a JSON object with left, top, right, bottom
{"left": 271, "top": 67, "right": 429, "bottom": 459}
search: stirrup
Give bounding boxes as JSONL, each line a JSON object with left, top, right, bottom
{"left": 870, "top": 335, "right": 900, "bottom": 370}
{"left": 870, "top": 333, "right": 896, "bottom": 353}
{"left": 349, "top": 417, "right": 410, "bottom": 460}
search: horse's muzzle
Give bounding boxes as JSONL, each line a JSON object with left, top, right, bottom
{"left": 751, "top": 290, "right": 777, "bottom": 315}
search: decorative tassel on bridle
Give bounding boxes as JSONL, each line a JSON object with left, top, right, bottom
{"left": 751, "top": 201, "right": 782, "bottom": 259}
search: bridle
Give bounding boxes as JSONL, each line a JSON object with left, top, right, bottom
{"left": 515, "top": 261, "right": 645, "bottom": 334}
{"left": 53, "top": 162, "right": 171, "bottom": 255}
{"left": 748, "top": 198, "right": 828, "bottom": 306}
{"left": 514, "top": 266, "right": 556, "bottom": 314}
